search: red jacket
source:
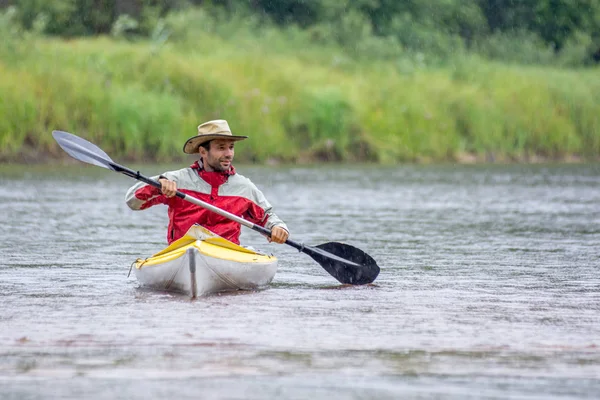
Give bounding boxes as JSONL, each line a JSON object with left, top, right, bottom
{"left": 125, "top": 162, "right": 287, "bottom": 244}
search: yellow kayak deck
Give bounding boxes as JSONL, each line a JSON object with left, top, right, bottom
{"left": 134, "top": 225, "right": 276, "bottom": 268}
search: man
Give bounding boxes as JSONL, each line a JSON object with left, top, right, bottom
{"left": 125, "top": 119, "right": 289, "bottom": 245}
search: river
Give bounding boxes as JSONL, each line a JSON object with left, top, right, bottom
{"left": 1, "top": 163, "right": 599, "bottom": 399}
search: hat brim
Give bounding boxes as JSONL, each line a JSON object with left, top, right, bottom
{"left": 183, "top": 134, "right": 248, "bottom": 154}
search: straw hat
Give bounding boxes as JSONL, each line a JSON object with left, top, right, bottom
{"left": 183, "top": 119, "right": 248, "bottom": 154}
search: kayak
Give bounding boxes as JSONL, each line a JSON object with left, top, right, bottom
{"left": 132, "top": 225, "right": 278, "bottom": 298}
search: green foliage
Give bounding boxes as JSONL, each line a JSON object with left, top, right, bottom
{"left": 557, "top": 31, "right": 597, "bottom": 66}
{"left": 472, "top": 30, "right": 556, "bottom": 65}
{"left": 9, "top": 0, "right": 179, "bottom": 36}
{"left": 207, "top": 0, "right": 600, "bottom": 66}
{"left": 0, "top": 4, "right": 599, "bottom": 164}
{"left": 4, "top": 0, "right": 600, "bottom": 66}
{"left": 479, "top": 0, "right": 600, "bottom": 58}
{"left": 0, "top": 6, "right": 21, "bottom": 40}
{"left": 284, "top": 87, "right": 356, "bottom": 161}
{"left": 0, "top": 25, "right": 598, "bottom": 164}
{"left": 15, "top": 0, "right": 79, "bottom": 34}
{"left": 111, "top": 14, "right": 138, "bottom": 37}
{"left": 0, "top": 65, "right": 38, "bottom": 154}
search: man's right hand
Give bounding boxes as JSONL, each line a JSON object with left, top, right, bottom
{"left": 158, "top": 178, "right": 177, "bottom": 198}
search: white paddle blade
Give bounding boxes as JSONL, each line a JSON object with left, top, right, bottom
{"left": 52, "top": 130, "right": 116, "bottom": 170}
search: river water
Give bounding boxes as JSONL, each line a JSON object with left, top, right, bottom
{"left": 0, "top": 163, "right": 599, "bottom": 399}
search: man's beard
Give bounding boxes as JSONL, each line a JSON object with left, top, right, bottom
{"left": 206, "top": 157, "right": 231, "bottom": 172}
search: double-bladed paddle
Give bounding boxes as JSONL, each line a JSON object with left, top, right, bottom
{"left": 52, "top": 130, "right": 380, "bottom": 285}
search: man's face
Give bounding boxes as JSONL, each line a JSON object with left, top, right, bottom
{"left": 199, "top": 139, "right": 235, "bottom": 172}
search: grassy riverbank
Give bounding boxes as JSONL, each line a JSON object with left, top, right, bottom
{"left": 1, "top": 16, "right": 599, "bottom": 164}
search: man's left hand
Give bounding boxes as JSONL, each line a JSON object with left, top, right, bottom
{"left": 269, "top": 226, "right": 289, "bottom": 244}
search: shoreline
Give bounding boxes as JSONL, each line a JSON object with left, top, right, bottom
{"left": 0, "top": 147, "right": 595, "bottom": 167}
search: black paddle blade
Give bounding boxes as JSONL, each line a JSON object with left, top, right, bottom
{"left": 304, "top": 242, "right": 380, "bottom": 285}
{"left": 52, "top": 130, "right": 116, "bottom": 171}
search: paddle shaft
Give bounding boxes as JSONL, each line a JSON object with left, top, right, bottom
{"left": 112, "top": 162, "right": 308, "bottom": 249}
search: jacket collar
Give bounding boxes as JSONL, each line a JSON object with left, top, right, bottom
{"left": 190, "top": 160, "right": 236, "bottom": 187}
{"left": 190, "top": 160, "right": 236, "bottom": 176}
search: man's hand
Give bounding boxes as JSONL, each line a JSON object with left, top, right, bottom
{"left": 158, "top": 178, "right": 177, "bottom": 198}
{"left": 268, "top": 226, "right": 289, "bottom": 244}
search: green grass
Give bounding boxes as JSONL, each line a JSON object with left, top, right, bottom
{"left": 0, "top": 12, "right": 598, "bottom": 164}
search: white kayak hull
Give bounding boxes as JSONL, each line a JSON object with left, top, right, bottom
{"left": 133, "top": 225, "right": 278, "bottom": 297}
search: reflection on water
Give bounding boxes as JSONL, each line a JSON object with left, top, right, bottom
{"left": 1, "top": 163, "right": 599, "bottom": 399}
